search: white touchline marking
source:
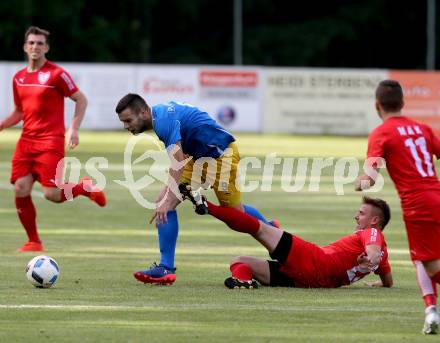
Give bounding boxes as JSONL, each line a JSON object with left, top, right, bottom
{"left": 0, "top": 304, "right": 148, "bottom": 311}
{"left": 0, "top": 304, "right": 420, "bottom": 313}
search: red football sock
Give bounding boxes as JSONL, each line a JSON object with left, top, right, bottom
{"left": 230, "top": 262, "right": 253, "bottom": 280}
{"left": 431, "top": 271, "right": 440, "bottom": 285}
{"left": 207, "top": 201, "right": 260, "bottom": 235}
{"left": 424, "top": 294, "right": 437, "bottom": 308}
{"left": 15, "top": 196, "right": 40, "bottom": 243}
{"left": 59, "top": 183, "right": 90, "bottom": 202}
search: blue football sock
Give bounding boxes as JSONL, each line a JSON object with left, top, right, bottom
{"left": 157, "top": 210, "right": 178, "bottom": 270}
{"left": 243, "top": 204, "right": 270, "bottom": 225}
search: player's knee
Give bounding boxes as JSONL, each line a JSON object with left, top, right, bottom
{"left": 43, "top": 188, "right": 61, "bottom": 202}
{"left": 13, "top": 182, "right": 31, "bottom": 197}
{"left": 422, "top": 261, "right": 440, "bottom": 278}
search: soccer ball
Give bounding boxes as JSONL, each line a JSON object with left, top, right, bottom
{"left": 26, "top": 255, "right": 60, "bottom": 288}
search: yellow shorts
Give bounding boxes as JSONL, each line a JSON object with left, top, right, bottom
{"left": 180, "top": 142, "right": 241, "bottom": 207}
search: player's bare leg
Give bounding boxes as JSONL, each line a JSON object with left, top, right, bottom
{"left": 253, "top": 223, "right": 284, "bottom": 254}
{"left": 422, "top": 259, "right": 440, "bottom": 278}
{"left": 14, "top": 174, "right": 33, "bottom": 198}
{"left": 14, "top": 174, "right": 43, "bottom": 252}
{"left": 42, "top": 177, "right": 106, "bottom": 207}
{"left": 42, "top": 186, "right": 62, "bottom": 202}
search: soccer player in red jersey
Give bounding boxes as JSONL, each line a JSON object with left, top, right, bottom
{"left": 181, "top": 187, "right": 393, "bottom": 289}
{"left": 356, "top": 80, "right": 440, "bottom": 334}
{"left": 0, "top": 26, "right": 106, "bottom": 252}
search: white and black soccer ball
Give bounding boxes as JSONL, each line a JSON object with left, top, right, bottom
{"left": 26, "top": 255, "right": 60, "bottom": 288}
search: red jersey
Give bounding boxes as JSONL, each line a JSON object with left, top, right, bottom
{"left": 322, "top": 227, "right": 390, "bottom": 286}
{"left": 13, "top": 60, "right": 78, "bottom": 140}
{"left": 367, "top": 116, "right": 440, "bottom": 218}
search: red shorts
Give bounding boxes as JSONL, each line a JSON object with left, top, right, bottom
{"left": 404, "top": 219, "right": 440, "bottom": 261}
{"left": 402, "top": 191, "right": 440, "bottom": 261}
{"left": 278, "top": 234, "right": 338, "bottom": 288}
{"left": 10, "top": 137, "right": 64, "bottom": 188}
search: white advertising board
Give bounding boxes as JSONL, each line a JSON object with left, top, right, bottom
{"left": 263, "top": 68, "right": 388, "bottom": 135}
{"left": 0, "top": 64, "right": 10, "bottom": 119}
{"left": 1, "top": 62, "right": 25, "bottom": 117}
{"left": 63, "top": 63, "right": 137, "bottom": 129}
{"left": 1, "top": 62, "right": 392, "bottom": 135}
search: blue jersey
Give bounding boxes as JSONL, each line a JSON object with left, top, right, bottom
{"left": 151, "top": 101, "right": 235, "bottom": 159}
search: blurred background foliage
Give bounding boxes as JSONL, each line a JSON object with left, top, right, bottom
{"left": 0, "top": 0, "right": 435, "bottom": 68}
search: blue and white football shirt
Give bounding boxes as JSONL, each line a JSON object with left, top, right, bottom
{"left": 152, "top": 101, "right": 235, "bottom": 159}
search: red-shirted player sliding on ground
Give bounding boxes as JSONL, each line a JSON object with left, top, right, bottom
{"left": 356, "top": 80, "right": 440, "bottom": 334}
{"left": 180, "top": 184, "right": 393, "bottom": 290}
{"left": 0, "top": 26, "right": 106, "bottom": 252}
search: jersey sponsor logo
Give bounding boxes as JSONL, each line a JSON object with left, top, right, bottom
{"left": 370, "top": 228, "right": 378, "bottom": 242}
{"left": 15, "top": 78, "right": 54, "bottom": 88}
{"left": 38, "top": 71, "right": 51, "bottom": 85}
{"left": 60, "top": 72, "right": 75, "bottom": 91}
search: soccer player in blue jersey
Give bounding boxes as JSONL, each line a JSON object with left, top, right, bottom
{"left": 115, "top": 93, "right": 276, "bottom": 284}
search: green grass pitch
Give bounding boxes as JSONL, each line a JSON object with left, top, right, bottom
{"left": 0, "top": 130, "right": 435, "bottom": 342}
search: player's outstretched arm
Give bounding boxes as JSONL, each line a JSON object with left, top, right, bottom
{"left": 0, "top": 107, "right": 23, "bottom": 131}
{"left": 150, "top": 141, "right": 187, "bottom": 225}
{"left": 66, "top": 90, "right": 87, "bottom": 149}
{"left": 365, "top": 272, "right": 393, "bottom": 288}
{"left": 379, "top": 271, "right": 393, "bottom": 287}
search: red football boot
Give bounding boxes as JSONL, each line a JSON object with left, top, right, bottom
{"left": 81, "top": 177, "right": 107, "bottom": 207}
{"left": 17, "top": 241, "right": 44, "bottom": 252}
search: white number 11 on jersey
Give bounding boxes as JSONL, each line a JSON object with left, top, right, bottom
{"left": 404, "top": 137, "right": 434, "bottom": 177}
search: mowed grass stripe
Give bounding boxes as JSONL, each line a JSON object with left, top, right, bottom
{"left": 0, "top": 304, "right": 422, "bottom": 313}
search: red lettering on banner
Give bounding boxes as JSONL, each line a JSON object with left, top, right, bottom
{"left": 143, "top": 77, "right": 194, "bottom": 94}
{"left": 199, "top": 71, "right": 258, "bottom": 87}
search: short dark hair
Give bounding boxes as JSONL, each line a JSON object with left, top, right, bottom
{"left": 25, "top": 26, "right": 50, "bottom": 43}
{"left": 375, "top": 80, "right": 404, "bottom": 112}
{"left": 362, "top": 196, "right": 391, "bottom": 230}
{"left": 115, "top": 93, "right": 148, "bottom": 114}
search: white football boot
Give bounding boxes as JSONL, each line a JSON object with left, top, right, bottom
{"left": 423, "top": 305, "right": 439, "bottom": 335}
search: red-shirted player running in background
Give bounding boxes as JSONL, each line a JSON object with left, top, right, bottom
{"left": 180, "top": 186, "right": 393, "bottom": 290}
{"left": 356, "top": 79, "right": 440, "bottom": 334}
{"left": 0, "top": 26, "right": 106, "bottom": 252}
